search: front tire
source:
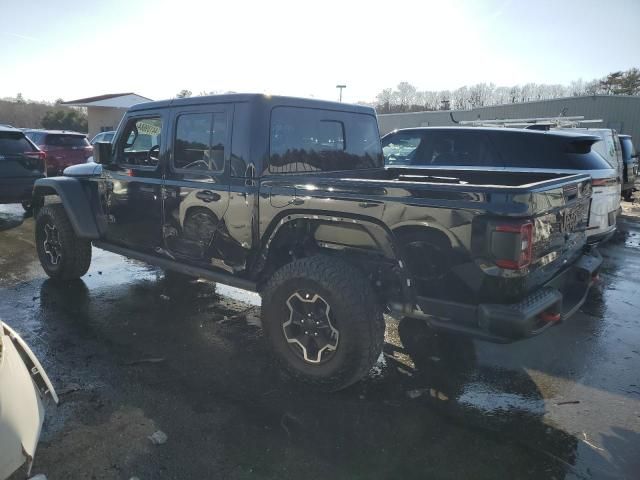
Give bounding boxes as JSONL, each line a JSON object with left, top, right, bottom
{"left": 36, "top": 204, "right": 92, "bottom": 280}
{"left": 261, "top": 256, "right": 385, "bottom": 391}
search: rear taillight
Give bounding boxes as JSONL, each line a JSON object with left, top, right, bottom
{"left": 492, "top": 222, "right": 534, "bottom": 270}
{"left": 23, "top": 151, "right": 46, "bottom": 161}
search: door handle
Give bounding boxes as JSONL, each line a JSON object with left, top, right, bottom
{"left": 291, "top": 198, "right": 305, "bottom": 206}
{"left": 196, "top": 190, "right": 221, "bottom": 202}
{"left": 358, "top": 201, "right": 379, "bottom": 208}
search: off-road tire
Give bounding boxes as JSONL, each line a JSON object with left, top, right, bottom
{"left": 35, "top": 204, "right": 92, "bottom": 280}
{"left": 261, "top": 255, "right": 385, "bottom": 391}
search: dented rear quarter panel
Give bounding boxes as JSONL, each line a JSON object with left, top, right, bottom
{"left": 258, "top": 170, "right": 592, "bottom": 301}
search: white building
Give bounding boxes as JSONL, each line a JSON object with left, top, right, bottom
{"left": 61, "top": 93, "right": 152, "bottom": 139}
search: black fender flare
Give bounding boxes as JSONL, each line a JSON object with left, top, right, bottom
{"left": 257, "top": 211, "right": 415, "bottom": 301}
{"left": 262, "top": 212, "right": 401, "bottom": 261}
{"left": 33, "top": 177, "right": 100, "bottom": 239}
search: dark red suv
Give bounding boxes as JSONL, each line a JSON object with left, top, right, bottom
{"left": 24, "top": 130, "right": 92, "bottom": 176}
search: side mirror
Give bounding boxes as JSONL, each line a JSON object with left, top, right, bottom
{"left": 94, "top": 141, "right": 113, "bottom": 165}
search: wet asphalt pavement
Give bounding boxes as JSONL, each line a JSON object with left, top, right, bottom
{"left": 1, "top": 203, "right": 639, "bottom": 480}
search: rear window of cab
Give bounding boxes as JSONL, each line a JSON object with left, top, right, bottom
{"left": 269, "top": 107, "right": 383, "bottom": 174}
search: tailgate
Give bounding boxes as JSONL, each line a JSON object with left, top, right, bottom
{"left": 530, "top": 178, "right": 591, "bottom": 273}
{"left": 45, "top": 146, "right": 90, "bottom": 165}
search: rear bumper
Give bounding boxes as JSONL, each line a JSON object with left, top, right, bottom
{"left": 587, "top": 187, "right": 620, "bottom": 240}
{"left": 399, "top": 247, "right": 602, "bottom": 343}
{"left": 587, "top": 228, "right": 616, "bottom": 244}
{"left": 0, "top": 177, "right": 42, "bottom": 203}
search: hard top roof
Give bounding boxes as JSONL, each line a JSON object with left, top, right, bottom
{"left": 128, "top": 93, "right": 375, "bottom": 115}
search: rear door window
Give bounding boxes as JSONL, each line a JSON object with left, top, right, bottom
{"left": 421, "top": 131, "right": 498, "bottom": 167}
{"left": 269, "top": 107, "right": 382, "bottom": 174}
{"left": 382, "top": 131, "right": 423, "bottom": 166}
{"left": 383, "top": 130, "right": 498, "bottom": 167}
{"left": 173, "top": 111, "right": 227, "bottom": 172}
{"left": 0, "top": 132, "right": 36, "bottom": 155}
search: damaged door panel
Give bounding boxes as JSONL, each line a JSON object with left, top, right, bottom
{"left": 162, "top": 106, "right": 232, "bottom": 268}
{"left": 0, "top": 321, "right": 58, "bottom": 479}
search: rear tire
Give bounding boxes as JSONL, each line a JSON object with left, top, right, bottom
{"left": 622, "top": 190, "right": 633, "bottom": 202}
{"left": 261, "top": 256, "right": 385, "bottom": 391}
{"left": 35, "top": 204, "right": 92, "bottom": 280}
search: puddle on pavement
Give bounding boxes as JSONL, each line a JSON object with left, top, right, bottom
{"left": 2, "top": 204, "right": 639, "bottom": 479}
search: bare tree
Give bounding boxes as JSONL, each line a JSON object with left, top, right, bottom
{"left": 468, "top": 83, "right": 494, "bottom": 107}
{"left": 452, "top": 86, "right": 470, "bottom": 110}
{"left": 396, "top": 82, "right": 417, "bottom": 112}
{"left": 585, "top": 80, "right": 601, "bottom": 95}
{"left": 493, "top": 86, "right": 511, "bottom": 105}
{"left": 373, "top": 67, "right": 640, "bottom": 113}
{"left": 375, "top": 88, "right": 394, "bottom": 113}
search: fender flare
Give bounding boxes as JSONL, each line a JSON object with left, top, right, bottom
{"left": 262, "top": 211, "right": 402, "bottom": 261}
{"left": 257, "top": 212, "right": 415, "bottom": 301}
{"left": 33, "top": 177, "right": 100, "bottom": 239}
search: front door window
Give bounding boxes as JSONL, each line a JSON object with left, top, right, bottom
{"left": 118, "top": 117, "right": 163, "bottom": 168}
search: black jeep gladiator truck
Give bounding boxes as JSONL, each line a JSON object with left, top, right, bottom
{"left": 31, "top": 94, "right": 601, "bottom": 391}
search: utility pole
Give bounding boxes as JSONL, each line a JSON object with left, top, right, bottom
{"left": 336, "top": 84, "right": 346, "bottom": 102}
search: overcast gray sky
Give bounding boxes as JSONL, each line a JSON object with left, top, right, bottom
{"left": 1, "top": 0, "right": 639, "bottom": 103}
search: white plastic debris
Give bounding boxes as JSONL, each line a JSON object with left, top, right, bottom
{"left": 148, "top": 430, "right": 168, "bottom": 445}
